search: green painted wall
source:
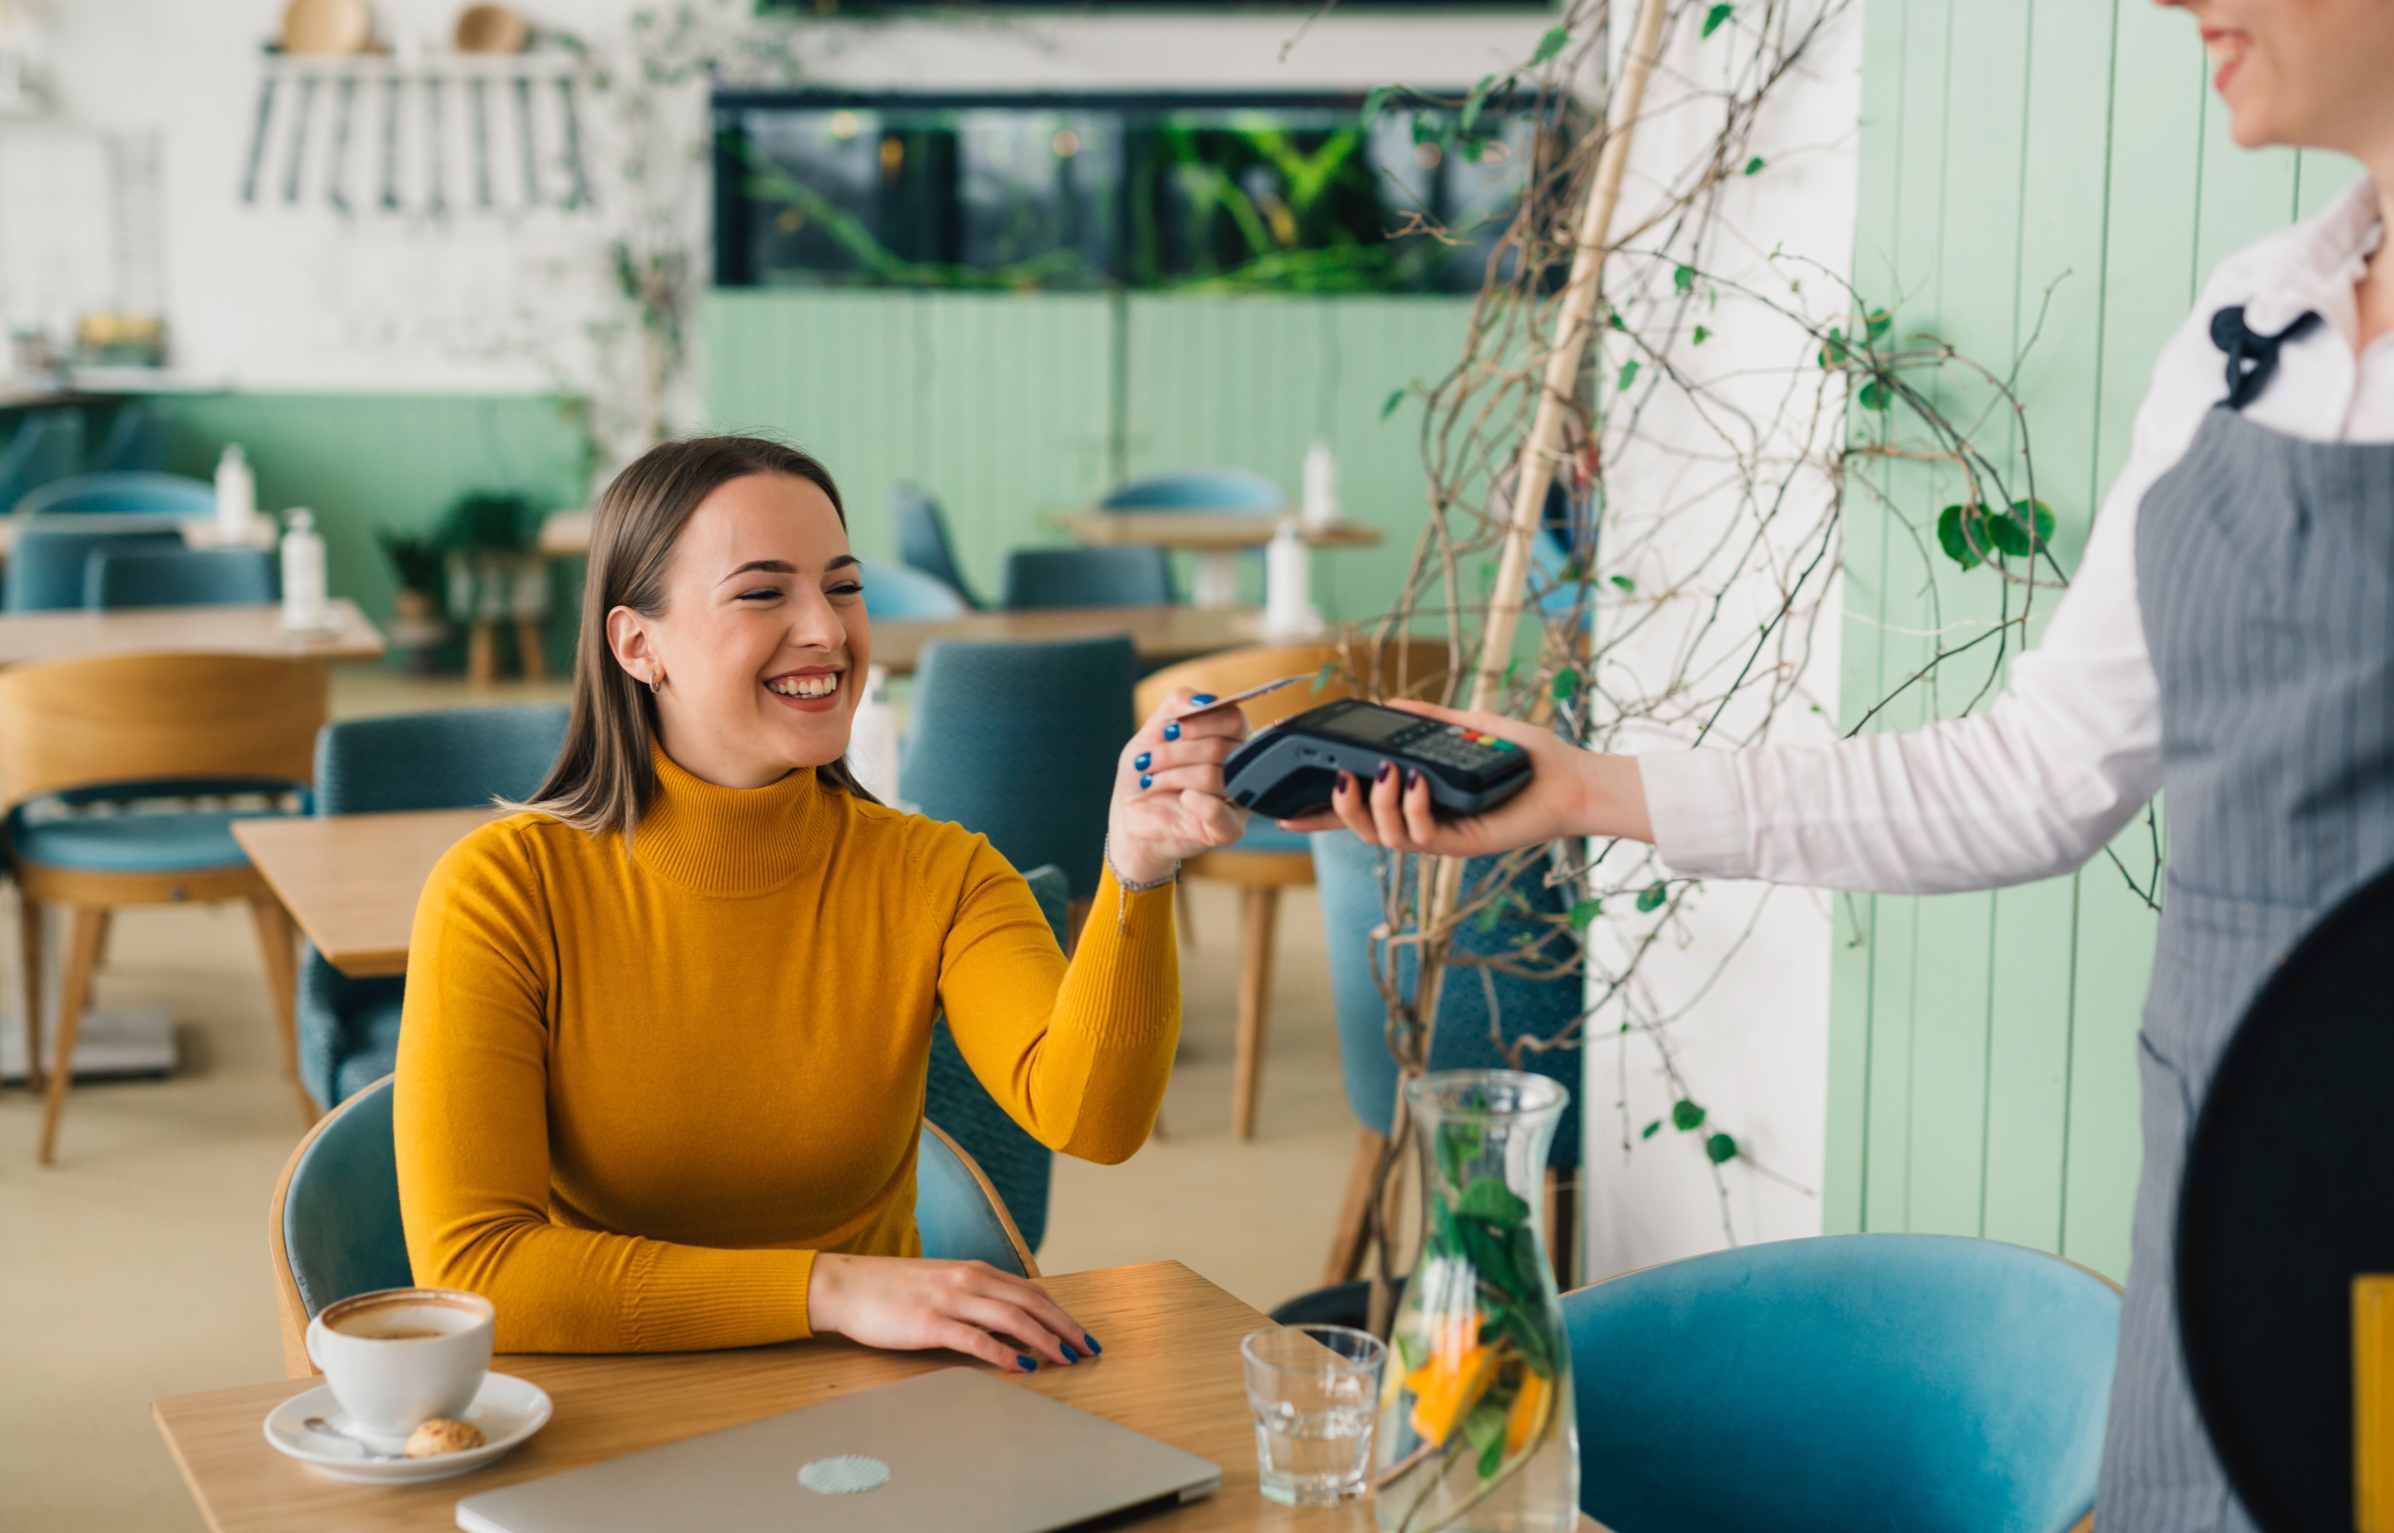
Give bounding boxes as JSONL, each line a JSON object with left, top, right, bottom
{"left": 1829, "top": 0, "right": 2364, "bottom": 1279}
{"left": 700, "top": 288, "right": 1474, "bottom": 624}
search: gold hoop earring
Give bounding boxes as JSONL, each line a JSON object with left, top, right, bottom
{"left": 647, "top": 670, "right": 663, "bottom": 696}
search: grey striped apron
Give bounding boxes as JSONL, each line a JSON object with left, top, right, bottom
{"left": 2097, "top": 310, "right": 2394, "bottom": 1530}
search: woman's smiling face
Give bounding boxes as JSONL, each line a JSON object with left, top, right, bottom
{"left": 607, "top": 471, "right": 871, "bottom": 789}
{"left": 2160, "top": 0, "right": 2394, "bottom": 154}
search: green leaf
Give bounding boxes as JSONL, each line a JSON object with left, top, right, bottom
{"left": 1551, "top": 667, "right": 1580, "bottom": 702}
{"left": 1458, "top": 1176, "right": 1530, "bottom": 1226}
{"left": 1702, "top": 3, "right": 1735, "bottom": 38}
{"left": 1990, "top": 498, "right": 2057, "bottom": 557}
{"left": 1817, "top": 328, "right": 1848, "bottom": 369}
{"left": 1531, "top": 26, "right": 1569, "bottom": 65}
{"left": 1461, "top": 74, "right": 1494, "bottom": 137}
{"left": 1361, "top": 84, "right": 1394, "bottom": 126}
{"left": 1636, "top": 881, "right": 1668, "bottom": 913}
{"left": 1692, "top": 324, "right": 1712, "bottom": 345}
{"left": 1607, "top": 309, "right": 1628, "bottom": 332}
{"left": 1609, "top": 573, "right": 1636, "bottom": 592}
{"left": 1671, "top": 1099, "right": 1707, "bottom": 1131}
{"left": 1705, "top": 1131, "right": 1739, "bottom": 1164}
{"left": 1936, "top": 503, "right": 1984, "bottom": 571}
{"left": 1463, "top": 1396, "right": 1510, "bottom": 1477}
{"left": 1380, "top": 387, "right": 1406, "bottom": 421}
{"left": 1864, "top": 306, "right": 1893, "bottom": 341}
{"left": 1743, "top": 155, "right": 1766, "bottom": 176}
{"left": 1460, "top": 135, "right": 1486, "bottom": 163}
{"left": 1568, "top": 898, "right": 1603, "bottom": 929}
{"left": 1394, "top": 1328, "right": 1428, "bottom": 1372}
{"left": 1856, "top": 377, "right": 1891, "bottom": 412}
{"left": 1478, "top": 1430, "right": 1507, "bottom": 1479}
{"left": 1437, "top": 1121, "right": 1483, "bottom": 1189}
{"left": 1457, "top": 1215, "right": 1527, "bottom": 1298}
{"left": 1616, "top": 358, "right": 1641, "bottom": 391}
{"left": 1641, "top": 1119, "right": 1662, "bottom": 1140}
{"left": 1411, "top": 112, "right": 1447, "bottom": 146}
{"left": 1673, "top": 263, "right": 1696, "bottom": 294}
{"left": 1313, "top": 661, "right": 1338, "bottom": 693}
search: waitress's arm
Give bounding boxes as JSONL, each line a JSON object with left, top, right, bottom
{"left": 1642, "top": 322, "right": 2221, "bottom": 896}
{"left": 935, "top": 835, "right": 1176, "bottom": 1166}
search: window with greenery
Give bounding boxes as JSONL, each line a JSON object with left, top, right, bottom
{"left": 712, "top": 90, "right": 1576, "bottom": 294}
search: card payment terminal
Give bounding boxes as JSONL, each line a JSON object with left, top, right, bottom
{"left": 1221, "top": 698, "right": 1534, "bottom": 821}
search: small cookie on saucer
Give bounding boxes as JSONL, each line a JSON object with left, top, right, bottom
{"left": 405, "top": 1417, "right": 486, "bottom": 1458}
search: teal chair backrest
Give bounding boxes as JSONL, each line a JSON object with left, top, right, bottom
{"left": 87, "top": 547, "right": 279, "bottom": 608}
{"left": 900, "top": 636, "right": 1135, "bottom": 899}
{"left": 861, "top": 559, "right": 970, "bottom": 621}
{"left": 1563, "top": 1234, "right": 2119, "bottom": 1533}
{"left": 891, "top": 483, "right": 985, "bottom": 610}
{"left": 1001, "top": 547, "right": 1175, "bottom": 610}
{"left": 280, "top": 1075, "right": 1039, "bottom": 1326}
{"left": 4, "top": 524, "right": 183, "bottom": 611}
{"left": 17, "top": 470, "right": 214, "bottom": 518}
{"left": 0, "top": 411, "right": 83, "bottom": 515}
{"left": 95, "top": 404, "right": 168, "bottom": 474}
{"left": 1097, "top": 469, "right": 1286, "bottom": 515}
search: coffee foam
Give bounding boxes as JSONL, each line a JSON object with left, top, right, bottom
{"left": 325, "top": 1292, "right": 486, "bottom": 1341}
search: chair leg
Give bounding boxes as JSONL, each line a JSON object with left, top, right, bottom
{"left": 1325, "top": 1128, "right": 1389, "bottom": 1286}
{"left": 36, "top": 907, "right": 106, "bottom": 1165}
{"left": 248, "top": 895, "right": 314, "bottom": 1124}
{"left": 513, "top": 617, "right": 548, "bottom": 681}
{"left": 17, "top": 891, "right": 43, "bottom": 1094}
{"left": 466, "top": 622, "right": 498, "bottom": 686}
{"left": 1230, "top": 884, "right": 1280, "bottom": 1141}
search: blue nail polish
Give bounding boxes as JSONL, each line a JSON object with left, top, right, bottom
{"left": 1084, "top": 1334, "right": 1102, "bottom": 1355}
{"left": 1134, "top": 751, "right": 1151, "bottom": 771}
{"left": 1018, "top": 1354, "right": 1038, "bottom": 1372}
{"left": 1138, "top": 774, "right": 1153, "bottom": 790}
{"left": 1163, "top": 722, "right": 1182, "bottom": 742}
{"left": 1061, "top": 1342, "right": 1081, "bottom": 1363}
{"left": 1191, "top": 693, "right": 1216, "bottom": 705}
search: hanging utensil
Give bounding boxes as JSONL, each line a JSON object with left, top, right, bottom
{"left": 454, "top": 6, "right": 528, "bottom": 212}
{"left": 425, "top": 76, "right": 450, "bottom": 220}
{"left": 282, "top": 72, "right": 319, "bottom": 205}
{"left": 558, "top": 74, "right": 595, "bottom": 212}
{"left": 379, "top": 73, "right": 402, "bottom": 212}
{"left": 325, "top": 75, "right": 358, "bottom": 216}
{"left": 467, "top": 75, "right": 494, "bottom": 209}
{"left": 239, "top": 65, "right": 279, "bottom": 205}
{"left": 512, "top": 75, "right": 540, "bottom": 208}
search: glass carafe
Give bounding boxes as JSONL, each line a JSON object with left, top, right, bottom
{"left": 1375, "top": 1070, "right": 1578, "bottom": 1533}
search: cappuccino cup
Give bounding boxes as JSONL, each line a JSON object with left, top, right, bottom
{"left": 305, "top": 1287, "right": 494, "bottom": 1450}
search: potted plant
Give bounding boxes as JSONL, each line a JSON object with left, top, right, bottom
{"left": 374, "top": 531, "right": 451, "bottom": 674}
{"left": 435, "top": 492, "right": 549, "bottom": 683}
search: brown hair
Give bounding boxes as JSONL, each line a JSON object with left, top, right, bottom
{"left": 512, "top": 435, "right": 878, "bottom": 838}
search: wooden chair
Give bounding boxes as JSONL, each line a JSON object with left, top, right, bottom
{"left": 0, "top": 652, "right": 328, "bottom": 1162}
{"left": 1133, "top": 639, "right": 1450, "bottom": 1140}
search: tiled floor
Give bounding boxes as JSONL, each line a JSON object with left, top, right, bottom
{"left": 0, "top": 668, "right": 1367, "bottom": 1531}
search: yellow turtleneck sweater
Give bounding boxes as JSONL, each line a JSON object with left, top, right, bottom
{"left": 393, "top": 747, "right": 1177, "bottom": 1354}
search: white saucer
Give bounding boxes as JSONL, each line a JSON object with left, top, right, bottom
{"left": 263, "top": 1372, "right": 552, "bottom": 1485}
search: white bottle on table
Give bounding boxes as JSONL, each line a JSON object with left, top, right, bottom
{"left": 1301, "top": 440, "right": 1338, "bottom": 529}
{"left": 1263, "top": 519, "right": 1324, "bottom": 637}
{"left": 214, "top": 444, "right": 254, "bottom": 540}
{"left": 280, "top": 509, "right": 329, "bottom": 632}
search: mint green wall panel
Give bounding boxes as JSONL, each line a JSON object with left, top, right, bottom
{"left": 1839, "top": 0, "right": 2323, "bottom": 1280}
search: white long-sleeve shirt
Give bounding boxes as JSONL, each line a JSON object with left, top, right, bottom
{"left": 1643, "top": 176, "right": 2394, "bottom": 895}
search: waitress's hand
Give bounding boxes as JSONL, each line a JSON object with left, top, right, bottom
{"left": 1277, "top": 698, "right": 1653, "bottom": 857}
{"left": 809, "top": 1253, "right": 1100, "bottom": 1371}
{"left": 1106, "top": 688, "right": 1249, "bottom": 885}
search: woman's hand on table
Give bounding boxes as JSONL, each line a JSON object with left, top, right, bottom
{"left": 1276, "top": 698, "right": 1653, "bottom": 857}
{"left": 809, "top": 1253, "right": 1099, "bottom": 1371}
{"left": 1106, "top": 687, "right": 1250, "bottom": 885}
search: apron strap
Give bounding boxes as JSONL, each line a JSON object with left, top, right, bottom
{"left": 2209, "top": 305, "right": 2324, "bottom": 411}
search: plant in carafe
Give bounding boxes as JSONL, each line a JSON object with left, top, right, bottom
{"left": 1376, "top": 1071, "right": 1576, "bottom": 1532}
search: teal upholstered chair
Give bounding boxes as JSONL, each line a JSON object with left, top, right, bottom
{"left": 94, "top": 404, "right": 168, "bottom": 474}
{"left": 5, "top": 524, "right": 182, "bottom": 611}
{"left": 1563, "top": 1234, "right": 2119, "bottom": 1533}
{"left": 268, "top": 1074, "right": 1042, "bottom": 1375}
{"left": 1001, "top": 547, "right": 1176, "bottom": 610}
{"left": 861, "top": 559, "right": 970, "bottom": 621}
{"left": 1097, "top": 469, "right": 1287, "bottom": 515}
{"left": 892, "top": 483, "right": 986, "bottom": 610}
{"left": 0, "top": 411, "right": 83, "bottom": 515}
{"left": 899, "top": 635, "right": 1136, "bottom": 903}
{"left": 296, "top": 706, "right": 571, "bottom": 1110}
{"left": 17, "top": 470, "right": 214, "bottom": 519}
{"left": 87, "top": 547, "right": 279, "bottom": 609}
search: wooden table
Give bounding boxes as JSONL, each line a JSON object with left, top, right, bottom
{"left": 235, "top": 808, "right": 493, "bottom": 979}
{"left": 152, "top": 1260, "right": 1607, "bottom": 1533}
{"left": 1061, "top": 512, "right": 1383, "bottom": 609}
{"left": 0, "top": 599, "right": 384, "bottom": 668}
{"left": 0, "top": 512, "right": 278, "bottom": 558}
{"left": 871, "top": 603, "right": 1269, "bottom": 676}
{"left": 535, "top": 509, "right": 593, "bottom": 557}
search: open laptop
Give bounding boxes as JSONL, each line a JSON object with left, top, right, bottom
{"left": 455, "top": 1366, "right": 1222, "bottom": 1533}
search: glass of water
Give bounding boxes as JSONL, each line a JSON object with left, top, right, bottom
{"left": 1241, "top": 1323, "right": 1387, "bottom": 1507}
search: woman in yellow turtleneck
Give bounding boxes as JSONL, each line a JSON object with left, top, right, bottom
{"left": 394, "top": 436, "right": 1246, "bottom": 1368}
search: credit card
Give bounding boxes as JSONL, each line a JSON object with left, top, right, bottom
{"left": 1174, "top": 673, "right": 1316, "bottom": 718}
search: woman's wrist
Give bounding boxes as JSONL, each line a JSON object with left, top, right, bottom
{"left": 1571, "top": 752, "right": 1656, "bottom": 843}
{"left": 807, "top": 1251, "right": 848, "bottom": 1335}
{"left": 1104, "top": 832, "right": 1178, "bottom": 890}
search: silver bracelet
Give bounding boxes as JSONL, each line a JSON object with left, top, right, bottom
{"left": 1104, "top": 833, "right": 1179, "bottom": 893}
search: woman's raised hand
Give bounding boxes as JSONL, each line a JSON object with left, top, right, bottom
{"left": 808, "top": 1253, "right": 1100, "bottom": 1371}
{"left": 1105, "top": 688, "right": 1250, "bottom": 886}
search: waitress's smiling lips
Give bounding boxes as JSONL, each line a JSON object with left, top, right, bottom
{"left": 2202, "top": 25, "right": 2249, "bottom": 96}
